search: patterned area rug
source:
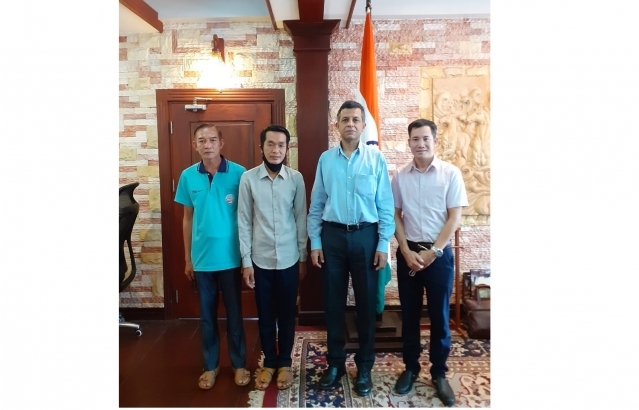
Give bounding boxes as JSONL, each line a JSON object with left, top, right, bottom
{"left": 248, "top": 330, "right": 490, "bottom": 408}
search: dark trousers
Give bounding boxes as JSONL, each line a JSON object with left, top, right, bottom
{"left": 253, "top": 262, "right": 300, "bottom": 368}
{"left": 194, "top": 268, "right": 246, "bottom": 371}
{"left": 396, "top": 246, "right": 454, "bottom": 379}
{"left": 321, "top": 222, "right": 379, "bottom": 372}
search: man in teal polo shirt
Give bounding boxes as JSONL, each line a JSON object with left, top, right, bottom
{"left": 174, "top": 123, "right": 250, "bottom": 390}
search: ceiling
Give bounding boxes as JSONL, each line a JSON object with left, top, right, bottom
{"left": 119, "top": 0, "right": 490, "bottom": 33}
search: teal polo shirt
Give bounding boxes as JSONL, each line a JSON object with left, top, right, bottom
{"left": 174, "top": 156, "right": 246, "bottom": 272}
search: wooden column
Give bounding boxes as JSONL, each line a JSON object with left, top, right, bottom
{"left": 283, "top": 19, "right": 339, "bottom": 325}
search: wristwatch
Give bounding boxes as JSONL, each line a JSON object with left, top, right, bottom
{"left": 430, "top": 245, "right": 443, "bottom": 258}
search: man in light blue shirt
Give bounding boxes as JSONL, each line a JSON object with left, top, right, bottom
{"left": 307, "top": 100, "right": 395, "bottom": 396}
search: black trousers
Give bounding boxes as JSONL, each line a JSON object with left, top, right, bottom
{"left": 396, "top": 245, "right": 454, "bottom": 378}
{"left": 253, "top": 262, "right": 299, "bottom": 368}
{"left": 321, "top": 221, "right": 379, "bottom": 372}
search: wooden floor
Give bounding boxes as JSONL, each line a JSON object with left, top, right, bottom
{"left": 119, "top": 316, "right": 437, "bottom": 407}
{"left": 119, "top": 319, "right": 264, "bottom": 408}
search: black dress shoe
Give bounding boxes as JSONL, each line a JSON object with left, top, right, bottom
{"left": 395, "top": 370, "right": 418, "bottom": 395}
{"left": 319, "top": 365, "right": 346, "bottom": 389}
{"left": 353, "top": 370, "right": 373, "bottom": 395}
{"left": 433, "top": 377, "right": 455, "bottom": 407}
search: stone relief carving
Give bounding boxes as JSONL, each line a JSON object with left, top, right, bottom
{"left": 432, "top": 76, "right": 490, "bottom": 217}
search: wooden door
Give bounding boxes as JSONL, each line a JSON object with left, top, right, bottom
{"left": 156, "top": 89, "right": 285, "bottom": 319}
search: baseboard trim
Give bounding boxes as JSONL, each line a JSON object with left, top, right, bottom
{"left": 118, "top": 304, "right": 462, "bottom": 323}
{"left": 120, "top": 307, "right": 166, "bottom": 320}
{"left": 298, "top": 305, "right": 404, "bottom": 326}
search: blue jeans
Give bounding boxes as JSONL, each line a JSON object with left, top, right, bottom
{"left": 195, "top": 268, "right": 246, "bottom": 371}
{"left": 253, "top": 262, "right": 299, "bottom": 368}
{"left": 396, "top": 246, "right": 454, "bottom": 379}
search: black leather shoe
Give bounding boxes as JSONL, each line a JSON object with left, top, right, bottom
{"left": 433, "top": 377, "right": 455, "bottom": 407}
{"left": 395, "top": 370, "right": 418, "bottom": 395}
{"left": 319, "top": 365, "right": 346, "bottom": 389}
{"left": 353, "top": 370, "right": 373, "bottom": 395}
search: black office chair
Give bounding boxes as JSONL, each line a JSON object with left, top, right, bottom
{"left": 119, "top": 182, "right": 142, "bottom": 336}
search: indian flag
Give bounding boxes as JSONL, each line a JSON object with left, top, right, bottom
{"left": 356, "top": 6, "right": 391, "bottom": 315}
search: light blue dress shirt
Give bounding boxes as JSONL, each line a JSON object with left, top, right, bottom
{"left": 307, "top": 140, "right": 395, "bottom": 253}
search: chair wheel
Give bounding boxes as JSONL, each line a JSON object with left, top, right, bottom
{"left": 136, "top": 330, "right": 142, "bottom": 337}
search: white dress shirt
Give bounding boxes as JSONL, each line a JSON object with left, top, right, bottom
{"left": 391, "top": 156, "right": 468, "bottom": 243}
{"left": 238, "top": 163, "right": 308, "bottom": 270}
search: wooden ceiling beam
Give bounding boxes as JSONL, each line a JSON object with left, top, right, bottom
{"left": 345, "top": 0, "right": 357, "bottom": 29}
{"left": 119, "top": 0, "right": 163, "bottom": 33}
{"left": 297, "top": 0, "right": 324, "bottom": 22}
{"left": 264, "top": 0, "right": 278, "bottom": 30}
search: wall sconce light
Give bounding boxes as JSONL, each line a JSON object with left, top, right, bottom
{"left": 212, "top": 34, "right": 225, "bottom": 63}
{"left": 198, "top": 34, "right": 230, "bottom": 90}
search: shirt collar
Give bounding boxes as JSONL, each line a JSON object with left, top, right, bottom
{"left": 337, "top": 139, "right": 365, "bottom": 157}
{"left": 410, "top": 156, "right": 441, "bottom": 173}
{"left": 257, "top": 162, "right": 288, "bottom": 180}
{"left": 197, "top": 155, "right": 228, "bottom": 174}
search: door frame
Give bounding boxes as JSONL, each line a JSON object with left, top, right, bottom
{"left": 156, "top": 88, "right": 286, "bottom": 319}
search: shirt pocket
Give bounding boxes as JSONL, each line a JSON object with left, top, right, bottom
{"left": 428, "top": 184, "right": 447, "bottom": 207}
{"left": 355, "top": 174, "right": 376, "bottom": 198}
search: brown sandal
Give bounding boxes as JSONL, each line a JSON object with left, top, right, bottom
{"left": 198, "top": 367, "right": 220, "bottom": 390}
{"left": 233, "top": 367, "right": 251, "bottom": 386}
{"left": 255, "top": 367, "right": 276, "bottom": 390}
{"left": 277, "top": 367, "right": 294, "bottom": 390}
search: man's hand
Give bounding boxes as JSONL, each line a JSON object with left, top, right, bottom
{"left": 185, "top": 260, "right": 194, "bottom": 281}
{"left": 242, "top": 266, "right": 255, "bottom": 289}
{"left": 311, "top": 249, "right": 324, "bottom": 268}
{"left": 373, "top": 251, "right": 388, "bottom": 271}
{"left": 401, "top": 250, "right": 425, "bottom": 273}
{"left": 419, "top": 250, "right": 436, "bottom": 269}
{"left": 299, "top": 262, "right": 307, "bottom": 281}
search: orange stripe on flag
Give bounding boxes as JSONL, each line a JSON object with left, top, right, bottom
{"left": 359, "top": 11, "right": 380, "bottom": 146}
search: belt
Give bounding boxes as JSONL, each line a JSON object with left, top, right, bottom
{"left": 406, "top": 240, "right": 434, "bottom": 252}
{"left": 406, "top": 240, "right": 451, "bottom": 253}
{"left": 324, "top": 221, "right": 376, "bottom": 232}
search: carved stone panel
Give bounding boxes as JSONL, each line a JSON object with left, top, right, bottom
{"left": 419, "top": 68, "right": 490, "bottom": 221}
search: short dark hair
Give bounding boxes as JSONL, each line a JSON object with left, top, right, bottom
{"left": 260, "top": 124, "right": 291, "bottom": 147}
{"left": 337, "top": 100, "right": 366, "bottom": 123}
{"left": 193, "top": 123, "right": 222, "bottom": 139}
{"left": 407, "top": 118, "right": 437, "bottom": 138}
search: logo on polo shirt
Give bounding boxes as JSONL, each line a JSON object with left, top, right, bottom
{"left": 225, "top": 194, "right": 235, "bottom": 204}
{"left": 191, "top": 189, "right": 202, "bottom": 194}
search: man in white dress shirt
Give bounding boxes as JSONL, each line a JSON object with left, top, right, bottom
{"left": 237, "top": 124, "right": 307, "bottom": 391}
{"left": 391, "top": 119, "right": 468, "bottom": 406}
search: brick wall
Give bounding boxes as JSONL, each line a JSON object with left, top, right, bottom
{"left": 119, "top": 18, "right": 490, "bottom": 308}
{"left": 119, "top": 21, "right": 296, "bottom": 308}
{"left": 328, "top": 18, "right": 490, "bottom": 305}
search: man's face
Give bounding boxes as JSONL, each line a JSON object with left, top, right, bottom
{"left": 336, "top": 108, "right": 366, "bottom": 143}
{"left": 408, "top": 126, "right": 437, "bottom": 161}
{"left": 261, "top": 131, "right": 288, "bottom": 165}
{"left": 192, "top": 126, "right": 224, "bottom": 160}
